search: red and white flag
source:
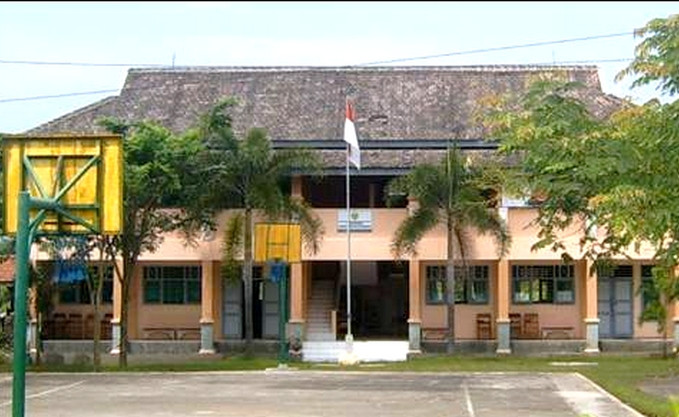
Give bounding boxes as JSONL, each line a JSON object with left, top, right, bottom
{"left": 343, "top": 99, "right": 361, "bottom": 170}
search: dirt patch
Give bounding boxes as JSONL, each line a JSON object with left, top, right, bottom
{"left": 639, "top": 375, "right": 679, "bottom": 399}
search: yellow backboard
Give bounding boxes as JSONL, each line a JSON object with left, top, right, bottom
{"left": 3, "top": 134, "right": 123, "bottom": 235}
{"left": 254, "top": 223, "right": 301, "bottom": 263}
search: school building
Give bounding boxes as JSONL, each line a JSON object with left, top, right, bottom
{"left": 22, "top": 66, "right": 675, "bottom": 360}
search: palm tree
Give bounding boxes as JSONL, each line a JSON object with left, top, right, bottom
{"left": 193, "top": 98, "right": 324, "bottom": 355}
{"left": 386, "top": 145, "right": 510, "bottom": 354}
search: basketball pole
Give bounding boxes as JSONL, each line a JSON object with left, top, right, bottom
{"left": 5, "top": 134, "right": 122, "bottom": 417}
{"left": 12, "top": 191, "right": 30, "bottom": 417}
{"left": 12, "top": 193, "right": 61, "bottom": 417}
{"left": 277, "top": 260, "right": 289, "bottom": 365}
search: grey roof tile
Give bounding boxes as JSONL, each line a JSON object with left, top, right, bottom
{"left": 26, "top": 65, "right": 625, "bottom": 169}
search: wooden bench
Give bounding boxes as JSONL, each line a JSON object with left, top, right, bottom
{"left": 143, "top": 327, "right": 201, "bottom": 340}
{"left": 422, "top": 327, "right": 448, "bottom": 341}
{"left": 541, "top": 326, "right": 574, "bottom": 339}
{"left": 176, "top": 327, "right": 200, "bottom": 340}
{"left": 143, "top": 327, "right": 176, "bottom": 340}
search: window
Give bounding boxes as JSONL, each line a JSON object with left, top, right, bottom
{"left": 58, "top": 265, "right": 114, "bottom": 305}
{"left": 512, "top": 264, "right": 574, "bottom": 304}
{"left": 641, "top": 265, "right": 660, "bottom": 321}
{"left": 304, "top": 175, "right": 408, "bottom": 209}
{"left": 143, "top": 265, "right": 201, "bottom": 305}
{"left": 426, "top": 265, "right": 489, "bottom": 304}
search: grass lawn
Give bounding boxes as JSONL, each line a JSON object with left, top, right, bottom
{"left": 2, "top": 353, "right": 678, "bottom": 417}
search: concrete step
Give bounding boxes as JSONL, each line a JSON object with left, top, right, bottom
{"left": 302, "top": 341, "right": 409, "bottom": 363}
{"left": 305, "top": 333, "right": 336, "bottom": 342}
{"left": 309, "top": 298, "right": 333, "bottom": 304}
{"left": 307, "top": 329, "right": 332, "bottom": 335}
{"left": 306, "top": 322, "right": 331, "bottom": 328}
{"left": 308, "top": 312, "right": 332, "bottom": 316}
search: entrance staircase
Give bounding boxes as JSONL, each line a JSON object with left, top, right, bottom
{"left": 302, "top": 279, "right": 409, "bottom": 363}
{"left": 304, "top": 279, "right": 336, "bottom": 342}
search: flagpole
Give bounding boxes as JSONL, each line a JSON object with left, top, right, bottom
{"left": 345, "top": 141, "right": 353, "bottom": 349}
{"left": 341, "top": 96, "right": 358, "bottom": 363}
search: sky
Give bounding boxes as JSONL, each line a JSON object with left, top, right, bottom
{"left": 0, "top": 1, "right": 677, "bottom": 134}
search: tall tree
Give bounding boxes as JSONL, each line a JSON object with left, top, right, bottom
{"left": 386, "top": 146, "right": 510, "bottom": 353}
{"left": 98, "top": 118, "right": 201, "bottom": 367}
{"left": 477, "top": 78, "right": 620, "bottom": 261}
{"left": 478, "top": 13, "right": 679, "bottom": 356}
{"left": 188, "top": 98, "right": 324, "bottom": 355}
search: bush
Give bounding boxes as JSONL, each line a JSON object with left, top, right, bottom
{"left": 0, "top": 313, "right": 13, "bottom": 353}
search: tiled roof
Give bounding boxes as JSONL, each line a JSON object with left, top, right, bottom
{"left": 26, "top": 65, "right": 626, "bottom": 169}
{"left": 0, "top": 257, "right": 14, "bottom": 283}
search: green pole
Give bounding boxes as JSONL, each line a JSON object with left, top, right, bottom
{"left": 12, "top": 191, "right": 30, "bottom": 417}
{"left": 282, "top": 265, "right": 289, "bottom": 362}
{"left": 278, "top": 263, "right": 289, "bottom": 364}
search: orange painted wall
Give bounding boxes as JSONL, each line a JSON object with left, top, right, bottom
{"left": 44, "top": 203, "right": 669, "bottom": 340}
{"left": 132, "top": 261, "right": 202, "bottom": 338}
{"left": 419, "top": 261, "right": 497, "bottom": 340}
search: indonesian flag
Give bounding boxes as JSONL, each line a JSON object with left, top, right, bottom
{"left": 344, "top": 99, "right": 361, "bottom": 170}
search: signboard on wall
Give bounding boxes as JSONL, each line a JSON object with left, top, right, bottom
{"left": 337, "top": 209, "right": 372, "bottom": 232}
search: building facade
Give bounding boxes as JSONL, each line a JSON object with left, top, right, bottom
{"left": 23, "top": 66, "right": 675, "bottom": 357}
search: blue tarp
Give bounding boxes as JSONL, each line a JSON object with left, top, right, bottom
{"left": 53, "top": 262, "right": 88, "bottom": 284}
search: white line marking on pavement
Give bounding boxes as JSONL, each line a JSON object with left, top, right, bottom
{"left": 463, "top": 382, "right": 476, "bottom": 417}
{"left": 0, "top": 380, "right": 85, "bottom": 407}
{"left": 574, "top": 373, "right": 646, "bottom": 417}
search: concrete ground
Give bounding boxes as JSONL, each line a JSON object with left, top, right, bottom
{"left": 0, "top": 370, "right": 644, "bottom": 417}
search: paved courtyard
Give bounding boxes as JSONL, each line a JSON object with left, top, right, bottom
{"left": 0, "top": 370, "right": 644, "bottom": 417}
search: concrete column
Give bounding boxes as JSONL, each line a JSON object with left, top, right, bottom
{"left": 289, "top": 175, "right": 307, "bottom": 359}
{"left": 199, "top": 260, "right": 216, "bottom": 354}
{"left": 288, "top": 261, "right": 305, "bottom": 358}
{"left": 496, "top": 259, "right": 511, "bottom": 354}
{"left": 583, "top": 259, "right": 600, "bottom": 354}
{"left": 407, "top": 257, "right": 422, "bottom": 354}
{"left": 110, "top": 258, "right": 123, "bottom": 355}
{"left": 672, "top": 299, "right": 679, "bottom": 353}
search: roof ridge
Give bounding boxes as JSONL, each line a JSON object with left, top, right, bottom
{"left": 127, "top": 64, "right": 599, "bottom": 74}
{"left": 25, "top": 96, "right": 119, "bottom": 134}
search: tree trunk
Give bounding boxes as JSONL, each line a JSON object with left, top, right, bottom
{"left": 92, "top": 269, "right": 103, "bottom": 371}
{"left": 243, "top": 208, "right": 254, "bottom": 356}
{"left": 90, "top": 245, "right": 105, "bottom": 371}
{"left": 35, "top": 312, "right": 41, "bottom": 366}
{"left": 119, "top": 258, "right": 133, "bottom": 368}
{"left": 663, "top": 296, "right": 670, "bottom": 359}
{"left": 446, "top": 222, "right": 456, "bottom": 355}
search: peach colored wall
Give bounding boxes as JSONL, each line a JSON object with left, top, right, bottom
{"left": 133, "top": 261, "right": 202, "bottom": 338}
{"left": 419, "top": 261, "right": 496, "bottom": 340}
{"left": 32, "top": 207, "right": 660, "bottom": 264}
{"left": 507, "top": 260, "right": 584, "bottom": 339}
{"left": 420, "top": 260, "right": 585, "bottom": 339}
{"left": 506, "top": 209, "right": 585, "bottom": 260}
{"left": 41, "top": 203, "right": 670, "bottom": 341}
{"left": 308, "top": 209, "right": 409, "bottom": 261}
{"left": 631, "top": 262, "right": 667, "bottom": 339}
